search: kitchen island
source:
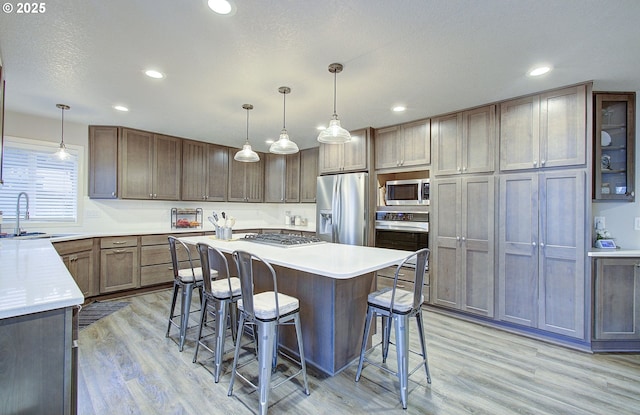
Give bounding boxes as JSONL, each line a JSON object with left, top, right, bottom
{"left": 180, "top": 235, "right": 412, "bottom": 375}
{"left": 0, "top": 239, "right": 84, "bottom": 415}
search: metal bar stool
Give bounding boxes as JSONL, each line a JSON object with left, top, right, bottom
{"left": 355, "top": 248, "right": 431, "bottom": 409}
{"left": 228, "top": 250, "right": 310, "bottom": 415}
{"left": 193, "top": 242, "right": 242, "bottom": 382}
{"left": 166, "top": 236, "right": 204, "bottom": 352}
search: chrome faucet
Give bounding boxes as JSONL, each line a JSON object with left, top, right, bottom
{"left": 15, "top": 192, "right": 30, "bottom": 236}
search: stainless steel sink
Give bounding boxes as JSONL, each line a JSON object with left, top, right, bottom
{"left": 1, "top": 232, "right": 78, "bottom": 240}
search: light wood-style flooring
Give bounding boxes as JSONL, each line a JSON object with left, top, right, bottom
{"left": 77, "top": 289, "right": 640, "bottom": 414}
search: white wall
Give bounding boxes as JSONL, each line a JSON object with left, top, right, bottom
{"left": 2, "top": 110, "right": 316, "bottom": 234}
{"left": 592, "top": 90, "right": 640, "bottom": 249}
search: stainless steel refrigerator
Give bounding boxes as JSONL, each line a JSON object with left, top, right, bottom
{"left": 316, "top": 172, "right": 369, "bottom": 245}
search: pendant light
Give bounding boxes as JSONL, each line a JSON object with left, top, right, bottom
{"left": 317, "top": 63, "right": 351, "bottom": 144}
{"left": 269, "top": 86, "right": 299, "bottom": 154}
{"left": 54, "top": 104, "right": 70, "bottom": 160}
{"left": 234, "top": 104, "right": 260, "bottom": 162}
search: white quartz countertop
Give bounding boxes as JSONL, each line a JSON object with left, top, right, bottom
{"left": 180, "top": 235, "right": 412, "bottom": 279}
{"left": 0, "top": 239, "right": 84, "bottom": 319}
{"left": 588, "top": 249, "right": 640, "bottom": 257}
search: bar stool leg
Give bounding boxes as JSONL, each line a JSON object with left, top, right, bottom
{"left": 179, "top": 282, "right": 194, "bottom": 352}
{"left": 166, "top": 282, "right": 179, "bottom": 338}
{"left": 382, "top": 314, "right": 392, "bottom": 363}
{"left": 293, "top": 313, "right": 310, "bottom": 395}
{"left": 228, "top": 313, "right": 245, "bottom": 396}
{"left": 415, "top": 310, "right": 431, "bottom": 383}
{"left": 214, "top": 299, "right": 229, "bottom": 383}
{"left": 192, "top": 296, "right": 209, "bottom": 363}
{"left": 257, "top": 321, "right": 276, "bottom": 415}
{"left": 355, "top": 306, "right": 374, "bottom": 382}
{"left": 395, "top": 314, "right": 410, "bottom": 410}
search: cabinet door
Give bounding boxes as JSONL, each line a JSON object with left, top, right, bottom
{"left": 401, "top": 119, "right": 430, "bottom": 167}
{"left": 539, "top": 85, "right": 586, "bottom": 169}
{"left": 153, "top": 134, "right": 181, "bottom": 200}
{"left": 67, "top": 251, "right": 95, "bottom": 298}
{"left": 595, "top": 258, "right": 640, "bottom": 340}
{"left": 227, "top": 148, "right": 247, "bottom": 201}
{"left": 206, "top": 143, "right": 229, "bottom": 201}
{"left": 463, "top": 105, "right": 495, "bottom": 174}
{"left": 181, "top": 140, "right": 207, "bottom": 201}
{"left": 432, "top": 113, "right": 462, "bottom": 176}
{"left": 300, "top": 147, "right": 318, "bottom": 202}
{"left": 318, "top": 143, "right": 343, "bottom": 173}
{"left": 244, "top": 154, "right": 264, "bottom": 202}
{"left": 431, "top": 177, "right": 461, "bottom": 309}
{"left": 342, "top": 128, "right": 368, "bottom": 172}
{"left": 100, "top": 247, "right": 139, "bottom": 293}
{"left": 538, "top": 170, "right": 585, "bottom": 339}
{"left": 88, "top": 126, "right": 118, "bottom": 199}
{"left": 264, "top": 154, "right": 286, "bottom": 202}
{"left": 285, "top": 152, "right": 300, "bottom": 202}
{"left": 499, "top": 95, "right": 540, "bottom": 171}
{"left": 460, "top": 176, "right": 494, "bottom": 317}
{"left": 498, "top": 173, "right": 539, "bottom": 327}
{"left": 374, "top": 126, "right": 401, "bottom": 169}
{"left": 120, "top": 128, "right": 154, "bottom": 199}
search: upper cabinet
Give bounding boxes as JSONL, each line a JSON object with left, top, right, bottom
{"left": 432, "top": 105, "right": 495, "bottom": 176}
{"left": 300, "top": 147, "right": 319, "bottom": 203}
{"left": 264, "top": 152, "right": 300, "bottom": 203}
{"left": 88, "top": 126, "right": 119, "bottom": 199}
{"left": 119, "top": 128, "right": 182, "bottom": 200}
{"left": 181, "top": 140, "right": 229, "bottom": 201}
{"left": 228, "top": 148, "right": 264, "bottom": 202}
{"left": 593, "top": 92, "right": 636, "bottom": 201}
{"left": 500, "top": 85, "right": 586, "bottom": 172}
{"left": 375, "top": 119, "right": 430, "bottom": 170}
{"left": 319, "top": 128, "right": 370, "bottom": 174}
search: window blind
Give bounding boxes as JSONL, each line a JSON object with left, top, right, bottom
{"left": 0, "top": 140, "right": 78, "bottom": 222}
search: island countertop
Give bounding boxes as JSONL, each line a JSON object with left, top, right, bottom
{"left": 0, "top": 239, "right": 84, "bottom": 319}
{"left": 179, "top": 234, "right": 412, "bottom": 279}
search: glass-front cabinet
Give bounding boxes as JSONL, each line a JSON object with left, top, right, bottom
{"left": 593, "top": 92, "right": 636, "bottom": 201}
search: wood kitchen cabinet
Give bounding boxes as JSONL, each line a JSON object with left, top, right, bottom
{"left": 227, "top": 148, "right": 264, "bottom": 202}
{"left": 592, "top": 92, "right": 635, "bottom": 201}
{"left": 300, "top": 147, "right": 319, "bottom": 202}
{"left": 497, "top": 170, "right": 586, "bottom": 339}
{"left": 432, "top": 105, "right": 495, "bottom": 176}
{"left": 181, "top": 140, "right": 229, "bottom": 201}
{"left": 377, "top": 265, "right": 429, "bottom": 304}
{"left": 88, "top": 125, "right": 119, "bottom": 199}
{"left": 430, "top": 175, "right": 494, "bottom": 317}
{"left": 264, "top": 152, "right": 300, "bottom": 203}
{"left": 318, "top": 128, "right": 370, "bottom": 174}
{"left": 54, "top": 239, "right": 98, "bottom": 298}
{"left": 375, "top": 119, "right": 430, "bottom": 170}
{"left": 100, "top": 236, "right": 140, "bottom": 293}
{"left": 119, "top": 128, "right": 182, "bottom": 200}
{"left": 499, "top": 85, "right": 587, "bottom": 171}
{"left": 140, "top": 233, "right": 202, "bottom": 286}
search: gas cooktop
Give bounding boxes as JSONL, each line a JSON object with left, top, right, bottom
{"left": 243, "top": 233, "right": 324, "bottom": 247}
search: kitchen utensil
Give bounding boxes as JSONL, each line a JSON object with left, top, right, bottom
{"left": 212, "top": 211, "right": 219, "bottom": 222}
{"left": 229, "top": 217, "right": 236, "bottom": 228}
{"left": 208, "top": 216, "right": 216, "bottom": 227}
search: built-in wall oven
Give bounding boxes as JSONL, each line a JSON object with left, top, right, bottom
{"left": 374, "top": 210, "right": 428, "bottom": 268}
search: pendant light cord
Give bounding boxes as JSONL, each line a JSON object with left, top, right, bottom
{"left": 282, "top": 92, "right": 286, "bottom": 129}
{"left": 333, "top": 70, "right": 338, "bottom": 116}
{"left": 246, "top": 107, "right": 249, "bottom": 142}
{"left": 60, "top": 106, "right": 65, "bottom": 145}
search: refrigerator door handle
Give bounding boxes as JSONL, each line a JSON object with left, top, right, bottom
{"left": 332, "top": 175, "right": 340, "bottom": 243}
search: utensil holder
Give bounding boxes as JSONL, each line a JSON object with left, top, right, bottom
{"left": 215, "top": 225, "right": 232, "bottom": 240}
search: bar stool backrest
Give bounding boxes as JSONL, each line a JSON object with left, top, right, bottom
{"left": 168, "top": 236, "right": 196, "bottom": 280}
{"left": 391, "top": 248, "right": 430, "bottom": 312}
{"left": 232, "top": 250, "right": 280, "bottom": 322}
{"left": 196, "top": 243, "right": 233, "bottom": 295}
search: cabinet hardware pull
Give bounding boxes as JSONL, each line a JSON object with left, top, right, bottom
{"left": 114, "top": 249, "right": 127, "bottom": 254}
{"left": 532, "top": 242, "right": 537, "bottom": 247}
{"left": 540, "top": 242, "right": 545, "bottom": 247}
{"left": 112, "top": 241, "right": 128, "bottom": 245}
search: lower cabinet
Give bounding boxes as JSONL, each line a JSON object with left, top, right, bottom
{"left": 54, "top": 239, "right": 98, "bottom": 298}
{"left": 140, "top": 233, "right": 202, "bottom": 286}
{"left": 594, "top": 257, "right": 640, "bottom": 341}
{"left": 377, "top": 265, "right": 429, "bottom": 304}
{"left": 100, "top": 236, "right": 140, "bottom": 293}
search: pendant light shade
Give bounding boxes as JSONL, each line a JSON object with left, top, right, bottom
{"left": 54, "top": 104, "right": 70, "bottom": 160}
{"left": 317, "top": 63, "right": 351, "bottom": 144}
{"left": 269, "top": 86, "right": 299, "bottom": 154}
{"left": 234, "top": 104, "right": 260, "bottom": 162}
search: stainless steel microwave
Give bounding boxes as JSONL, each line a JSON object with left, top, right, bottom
{"left": 385, "top": 179, "right": 430, "bottom": 206}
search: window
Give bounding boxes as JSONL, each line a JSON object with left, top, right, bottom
{"left": 0, "top": 137, "right": 79, "bottom": 222}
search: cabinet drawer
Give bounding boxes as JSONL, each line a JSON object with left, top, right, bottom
{"left": 101, "top": 236, "right": 138, "bottom": 249}
{"left": 141, "top": 232, "right": 204, "bottom": 246}
{"left": 54, "top": 239, "right": 94, "bottom": 255}
{"left": 141, "top": 263, "right": 174, "bottom": 286}
{"left": 377, "top": 265, "right": 418, "bottom": 284}
{"left": 140, "top": 244, "right": 198, "bottom": 266}
{"left": 377, "top": 275, "right": 429, "bottom": 303}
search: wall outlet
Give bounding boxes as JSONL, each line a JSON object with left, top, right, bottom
{"left": 594, "top": 216, "right": 605, "bottom": 230}
{"left": 635, "top": 217, "right": 640, "bottom": 231}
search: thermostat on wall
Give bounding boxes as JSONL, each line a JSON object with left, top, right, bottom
{"left": 595, "top": 239, "right": 617, "bottom": 249}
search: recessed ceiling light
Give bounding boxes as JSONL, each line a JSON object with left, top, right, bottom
{"left": 265, "top": 139, "right": 275, "bottom": 145}
{"left": 145, "top": 69, "right": 165, "bottom": 79}
{"left": 392, "top": 105, "right": 406, "bottom": 112}
{"left": 208, "top": 0, "right": 233, "bottom": 15}
{"left": 113, "top": 105, "right": 129, "bottom": 112}
{"left": 528, "top": 66, "right": 551, "bottom": 77}
{"left": 316, "top": 125, "right": 326, "bottom": 131}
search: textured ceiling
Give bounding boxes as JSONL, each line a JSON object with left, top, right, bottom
{"left": 1, "top": 0, "right": 640, "bottom": 151}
